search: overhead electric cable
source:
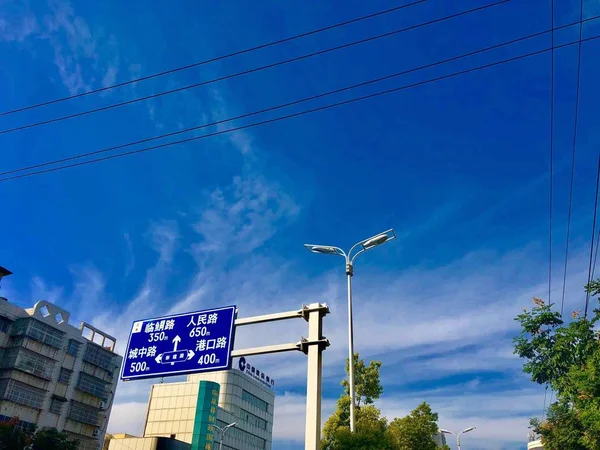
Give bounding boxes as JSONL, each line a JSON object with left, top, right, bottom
{"left": 548, "top": 0, "right": 555, "bottom": 307}
{"left": 1, "top": 32, "right": 598, "bottom": 183}
{"left": 0, "top": 1, "right": 508, "bottom": 136}
{"left": 591, "top": 226, "right": 600, "bottom": 281}
{"left": 0, "top": 0, "right": 427, "bottom": 117}
{"left": 584, "top": 155, "right": 600, "bottom": 317}
{"left": 560, "top": 0, "right": 585, "bottom": 319}
{"left": 1, "top": 14, "right": 597, "bottom": 178}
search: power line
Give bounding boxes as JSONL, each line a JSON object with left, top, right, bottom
{"left": 592, "top": 224, "right": 600, "bottom": 281}
{"left": 559, "top": 0, "right": 585, "bottom": 319}
{"left": 2, "top": 14, "right": 598, "bottom": 178}
{"left": 584, "top": 154, "right": 600, "bottom": 317}
{"left": 0, "top": 0, "right": 427, "bottom": 118}
{"left": 2, "top": 33, "right": 598, "bottom": 183}
{"left": 548, "top": 0, "right": 555, "bottom": 307}
{"left": 0, "top": 1, "right": 508, "bottom": 136}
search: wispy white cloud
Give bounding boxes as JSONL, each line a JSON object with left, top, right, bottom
{"left": 270, "top": 386, "right": 541, "bottom": 449}
{"left": 190, "top": 173, "right": 300, "bottom": 268}
{"left": 209, "top": 88, "right": 255, "bottom": 155}
{"left": 0, "top": 6, "right": 39, "bottom": 42}
{"left": 148, "top": 220, "right": 180, "bottom": 265}
{"left": 25, "top": 206, "right": 592, "bottom": 449}
{"left": 1, "top": 0, "right": 120, "bottom": 95}
{"left": 30, "top": 276, "right": 64, "bottom": 304}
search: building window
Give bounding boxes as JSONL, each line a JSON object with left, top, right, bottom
{"left": 240, "top": 409, "right": 267, "bottom": 430}
{"left": 15, "top": 349, "right": 54, "bottom": 379}
{"left": 217, "top": 420, "right": 266, "bottom": 449}
{"left": 49, "top": 398, "right": 63, "bottom": 415}
{"left": 1, "top": 348, "right": 54, "bottom": 379}
{"left": 83, "top": 343, "right": 115, "bottom": 371}
{"left": 241, "top": 389, "right": 268, "bottom": 412}
{"left": 10, "top": 318, "right": 64, "bottom": 348}
{"left": 58, "top": 368, "right": 73, "bottom": 384}
{"left": 0, "top": 379, "right": 45, "bottom": 409}
{"left": 68, "top": 401, "right": 99, "bottom": 426}
{"left": 77, "top": 372, "right": 107, "bottom": 399}
{"left": 67, "top": 340, "right": 81, "bottom": 357}
{"left": 0, "top": 317, "right": 11, "bottom": 334}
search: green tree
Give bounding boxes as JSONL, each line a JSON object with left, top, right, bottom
{"left": 322, "top": 353, "right": 387, "bottom": 450}
{"left": 0, "top": 417, "right": 31, "bottom": 450}
{"left": 322, "top": 353, "right": 446, "bottom": 450}
{"left": 322, "top": 399, "right": 397, "bottom": 450}
{"left": 31, "top": 427, "right": 78, "bottom": 450}
{"left": 0, "top": 419, "right": 78, "bottom": 450}
{"left": 513, "top": 279, "right": 600, "bottom": 450}
{"left": 342, "top": 353, "right": 383, "bottom": 407}
{"left": 387, "top": 402, "right": 442, "bottom": 450}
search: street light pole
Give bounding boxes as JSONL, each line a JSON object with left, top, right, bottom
{"left": 214, "top": 421, "right": 237, "bottom": 450}
{"left": 305, "top": 229, "right": 396, "bottom": 433}
{"left": 440, "top": 426, "right": 476, "bottom": 450}
{"left": 345, "top": 261, "right": 356, "bottom": 433}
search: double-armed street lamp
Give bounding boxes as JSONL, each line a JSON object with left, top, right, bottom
{"left": 214, "top": 421, "right": 237, "bottom": 450}
{"left": 440, "top": 426, "right": 476, "bottom": 450}
{"left": 305, "top": 228, "right": 396, "bottom": 433}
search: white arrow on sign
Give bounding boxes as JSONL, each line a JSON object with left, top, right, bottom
{"left": 172, "top": 335, "right": 181, "bottom": 351}
{"left": 187, "top": 349, "right": 195, "bottom": 360}
{"left": 155, "top": 354, "right": 163, "bottom": 364}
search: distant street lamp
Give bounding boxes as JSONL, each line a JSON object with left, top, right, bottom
{"left": 440, "top": 427, "right": 476, "bottom": 450}
{"left": 214, "top": 421, "right": 237, "bottom": 450}
{"left": 305, "top": 229, "right": 396, "bottom": 432}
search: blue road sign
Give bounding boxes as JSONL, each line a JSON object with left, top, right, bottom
{"left": 120, "top": 305, "right": 237, "bottom": 381}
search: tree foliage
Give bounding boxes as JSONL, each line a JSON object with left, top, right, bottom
{"left": 388, "top": 402, "right": 442, "bottom": 450}
{"left": 0, "top": 418, "right": 78, "bottom": 450}
{"left": 322, "top": 353, "right": 446, "bottom": 450}
{"left": 31, "top": 427, "right": 79, "bottom": 450}
{"left": 514, "top": 279, "right": 600, "bottom": 450}
{"left": 342, "top": 353, "right": 383, "bottom": 407}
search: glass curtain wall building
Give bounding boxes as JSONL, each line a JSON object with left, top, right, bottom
{"left": 143, "top": 368, "right": 274, "bottom": 450}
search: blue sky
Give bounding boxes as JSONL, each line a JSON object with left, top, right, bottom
{"left": 1, "top": 0, "right": 599, "bottom": 448}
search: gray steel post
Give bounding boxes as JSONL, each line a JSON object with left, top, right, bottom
{"left": 304, "top": 304, "right": 327, "bottom": 450}
{"left": 346, "top": 264, "right": 356, "bottom": 433}
{"left": 304, "top": 229, "right": 395, "bottom": 434}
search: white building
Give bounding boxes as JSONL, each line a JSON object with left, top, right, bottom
{"left": 433, "top": 431, "right": 447, "bottom": 447}
{"left": 528, "top": 439, "right": 544, "bottom": 449}
{"left": 0, "top": 295, "right": 122, "bottom": 450}
{"left": 142, "top": 358, "right": 274, "bottom": 450}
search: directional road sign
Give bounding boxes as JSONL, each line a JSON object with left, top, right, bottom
{"left": 120, "top": 305, "right": 237, "bottom": 381}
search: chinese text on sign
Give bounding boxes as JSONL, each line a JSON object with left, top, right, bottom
{"left": 121, "top": 305, "right": 236, "bottom": 381}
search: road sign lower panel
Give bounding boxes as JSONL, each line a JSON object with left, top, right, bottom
{"left": 120, "top": 305, "right": 237, "bottom": 381}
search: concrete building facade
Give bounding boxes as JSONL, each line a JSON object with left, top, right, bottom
{"left": 528, "top": 438, "right": 544, "bottom": 449}
{"left": 143, "top": 367, "right": 274, "bottom": 450}
{"left": 109, "top": 436, "right": 190, "bottom": 450}
{"left": 0, "top": 296, "right": 122, "bottom": 450}
{"left": 433, "top": 431, "right": 447, "bottom": 447}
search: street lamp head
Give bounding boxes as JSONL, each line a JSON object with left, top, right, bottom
{"left": 362, "top": 234, "right": 389, "bottom": 249}
{"left": 360, "top": 229, "right": 396, "bottom": 251}
{"left": 462, "top": 426, "right": 476, "bottom": 434}
{"left": 439, "top": 429, "right": 453, "bottom": 435}
{"left": 304, "top": 244, "right": 344, "bottom": 256}
{"left": 226, "top": 422, "right": 238, "bottom": 429}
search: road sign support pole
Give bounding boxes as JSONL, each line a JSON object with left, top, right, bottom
{"left": 233, "top": 303, "right": 330, "bottom": 450}
{"left": 304, "top": 304, "right": 327, "bottom": 450}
